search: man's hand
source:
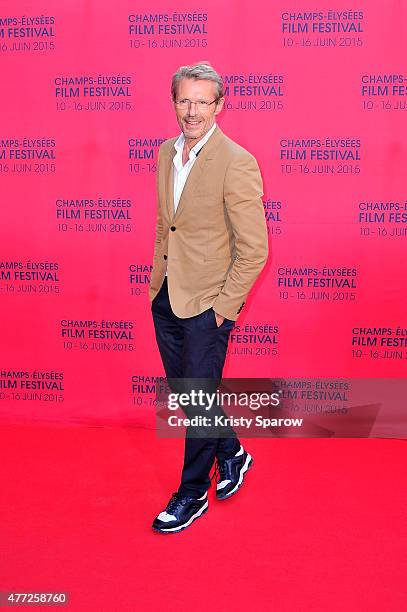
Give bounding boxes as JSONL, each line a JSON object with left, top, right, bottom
{"left": 213, "top": 310, "right": 225, "bottom": 327}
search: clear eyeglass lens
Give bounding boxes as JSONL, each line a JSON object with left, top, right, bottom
{"left": 176, "top": 100, "right": 210, "bottom": 109}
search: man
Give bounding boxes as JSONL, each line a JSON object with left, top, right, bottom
{"left": 149, "top": 62, "right": 268, "bottom": 534}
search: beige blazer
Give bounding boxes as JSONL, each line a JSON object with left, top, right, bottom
{"left": 148, "top": 125, "right": 268, "bottom": 321}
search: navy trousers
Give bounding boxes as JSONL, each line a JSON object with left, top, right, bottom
{"left": 151, "top": 276, "right": 240, "bottom": 497}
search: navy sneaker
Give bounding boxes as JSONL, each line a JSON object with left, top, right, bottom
{"left": 152, "top": 491, "right": 208, "bottom": 534}
{"left": 212, "top": 445, "right": 254, "bottom": 500}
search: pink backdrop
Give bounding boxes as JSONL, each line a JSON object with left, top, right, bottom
{"left": 1, "top": 0, "right": 406, "bottom": 427}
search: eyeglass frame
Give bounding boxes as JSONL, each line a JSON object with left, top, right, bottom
{"left": 173, "top": 97, "right": 221, "bottom": 110}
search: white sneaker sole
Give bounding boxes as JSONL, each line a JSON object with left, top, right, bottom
{"left": 152, "top": 501, "right": 209, "bottom": 534}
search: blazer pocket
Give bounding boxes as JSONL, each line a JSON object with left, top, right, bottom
{"left": 193, "top": 192, "right": 220, "bottom": 202}
{"left": 204, "top": 253, "right": 231, "bottom": 265}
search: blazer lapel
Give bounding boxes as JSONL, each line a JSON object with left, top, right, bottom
{"left": 165, "top": 150, "right": 176, "bottom": 221}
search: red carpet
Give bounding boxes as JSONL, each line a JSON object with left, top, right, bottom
{"left": 0, "top": 425, "right": 406, "bottom": 611}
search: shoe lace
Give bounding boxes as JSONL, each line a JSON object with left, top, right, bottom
{"left": 210, "top": 459, "right": 227, "bottom": 484}
{"left": 166, "top": 492, "right": 189, "bottom": 513}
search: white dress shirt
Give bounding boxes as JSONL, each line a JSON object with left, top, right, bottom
{"left": 165, "top": 122, "right": 217, "bottom": 277}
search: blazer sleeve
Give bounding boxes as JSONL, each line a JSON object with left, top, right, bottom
{"left": 211, "top": 151, "right": 269, "bottom": 320}
{"left": 152, "top": 146, "right": 164, "bottom": 254}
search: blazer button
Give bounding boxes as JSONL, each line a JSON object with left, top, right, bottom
{"left": 163, "top": 255, "right": 167, "bottom": 260}
{"left": 170, "top": 226, "right": 176, "bottom": 231}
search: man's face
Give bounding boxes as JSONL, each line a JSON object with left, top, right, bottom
{"left": 174, "top": 77, "right": 224, "bottom": 142}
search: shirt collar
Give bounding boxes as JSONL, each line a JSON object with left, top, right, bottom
{"left": 173, "top": 122, "right": 217, "bottom": 160}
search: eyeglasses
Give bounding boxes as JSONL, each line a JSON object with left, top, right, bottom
{"left": 174, "top": 98, "right": 219, "bottom": 110}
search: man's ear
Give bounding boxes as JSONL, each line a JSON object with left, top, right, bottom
{"left": 214, "top": 97, "right": 225, "bottom": 115}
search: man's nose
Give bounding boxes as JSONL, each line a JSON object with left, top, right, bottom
{"left": 188, "top": 102, "right": 198, "bottom": 116}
